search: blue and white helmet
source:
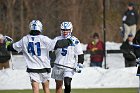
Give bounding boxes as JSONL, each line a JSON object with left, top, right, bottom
{"left": 61, "top": 22, "right": 73, "bottom": 38}
{"left": 29, "top": 20, "right": 43, "bottom": 32}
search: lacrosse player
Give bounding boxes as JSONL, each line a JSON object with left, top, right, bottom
{"left": 51, "top": 21, "right": 84, "bottom": 93}
{"left": 7, "top": 20, "right": 73, "bottom": 93}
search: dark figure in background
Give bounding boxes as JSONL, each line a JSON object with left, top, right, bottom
{"left": 120, "top": 34, "right": 136, "bottom": 67}
{"left": 0, "top": 34, "right": 12, "bottom": 70}
{"left": 133, "top": 29, "right": 140, "bottom": 93}
{"left": 133, "top": 30, "right": 140, "bottom": 58}
{"left": 122, "top": 2, "right": 138, "bottom": 41}
{"left": 87, "top": 33, "right": 104, "bottom": 67}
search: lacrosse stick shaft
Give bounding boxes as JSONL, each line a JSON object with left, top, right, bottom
{"left": 10, "top": 52, "right": 14, "bottom": 70}
{"left": 53, "top": 63, "right": 75, "bottom": 70}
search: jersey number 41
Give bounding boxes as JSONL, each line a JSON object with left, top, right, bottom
{"left": 27, "top": 42, "right": 41, "bottom": 56}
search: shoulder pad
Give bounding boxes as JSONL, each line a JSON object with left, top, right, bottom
{"left": 71, "top": 36, "right": 80, "bottom": 45}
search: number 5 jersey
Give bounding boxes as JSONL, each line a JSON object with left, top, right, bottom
{"left": 53, "top": 36, "right": 83, "bottom": 68}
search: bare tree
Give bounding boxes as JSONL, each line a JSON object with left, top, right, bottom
{"left": 0, "top": 0, "right": 139, "bottom": 43}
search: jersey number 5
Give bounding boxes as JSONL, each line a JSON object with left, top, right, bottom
{"left": 27, "top": 42, "right": 41, "bottom": 56}
{"left": 61, "top": 47, "right": 67, "bottom": 56}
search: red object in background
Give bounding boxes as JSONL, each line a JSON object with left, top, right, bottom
{"left": 87, "top": 40, "right": 104, "bottom": 62}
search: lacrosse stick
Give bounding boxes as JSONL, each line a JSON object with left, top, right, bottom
{"left": 10, "top": 52, "right": 14, "bottom": 70}
{"left": 4, "top": 35, "right": 14, "bottom": 70}
{"left": 53, "top": 63, "right": 82, "bottom": 73}
{"left": 53, "top": 63, "right": 76, "bottom": 70}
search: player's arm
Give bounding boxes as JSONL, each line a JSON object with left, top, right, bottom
{"left": 75, "top": 54, "right": 84, "bottom": 73}
{"left": 7, "top": 38, "right": 24, "bottom": 52}
{"left": 5, "top": 36, "right": 17, "bottom": 52}
{"left": 78, "top": 54, "right": 84, "bottom": 64}
{"left": 7, "top": 43, "right": 17, "bottom": 52}
{"left": 54, "top": 39, "right": 72, "bottom": 49}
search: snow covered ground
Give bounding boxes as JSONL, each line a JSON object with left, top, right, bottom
{"left": 0, "top": 42, "right": 139, "bottom": 90}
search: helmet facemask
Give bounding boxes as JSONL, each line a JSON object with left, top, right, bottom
{"left": 61, "top": 29, "right": 72, "bottom": 38}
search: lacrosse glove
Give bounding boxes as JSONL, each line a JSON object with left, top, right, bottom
{"left": 75, "top": 63, "right": 83, "bottom": 73}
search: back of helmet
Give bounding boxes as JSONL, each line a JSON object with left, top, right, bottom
{"left": 29, "top": 20, "right": 43, "bottom": 35}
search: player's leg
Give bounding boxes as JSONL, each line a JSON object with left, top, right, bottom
{"left": 64, "top": 77, "right": 72, "bottom": 93}
{"left": 41, "top": 71, "right": 51, "bottom": 93}
{"left": 29, "top": 73, "right": 41, "bottom": 93}
{"left": 55, "top": 80, "right": 63, "bottom": 93}
{"left": 64, "top": 69, "right": 74, "bottom": 93}
{"left": 31, "top": 80, "right": 40, "bottom": 93}
{"left": 51, "top": 66, "right": 65, "bottom": 93}
{"left": 42, "top": 80, "right": 50, "bottom": 93}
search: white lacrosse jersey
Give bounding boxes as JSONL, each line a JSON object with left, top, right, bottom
{"left": 13, "top": 34, "right": 57, "bottom": 69}
{"left": 54, "top": 36, "right": 83, "bottom": 68}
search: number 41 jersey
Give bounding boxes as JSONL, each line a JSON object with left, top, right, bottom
{"left": 13, "top": 35, "right": 57, "bottom": 69}
{"left": 54, "top": 36, "right": 83, "bottom": 68}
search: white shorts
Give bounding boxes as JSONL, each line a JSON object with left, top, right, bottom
{"left": 51, "top": 66, "right": 74, "bottom": 80}
{"left": 28, "top": 72, "right": 51, "bottom": 83}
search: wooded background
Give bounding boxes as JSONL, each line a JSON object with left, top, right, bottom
{"left": 0, "top": 0, "right": 140, "bottom": 43}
